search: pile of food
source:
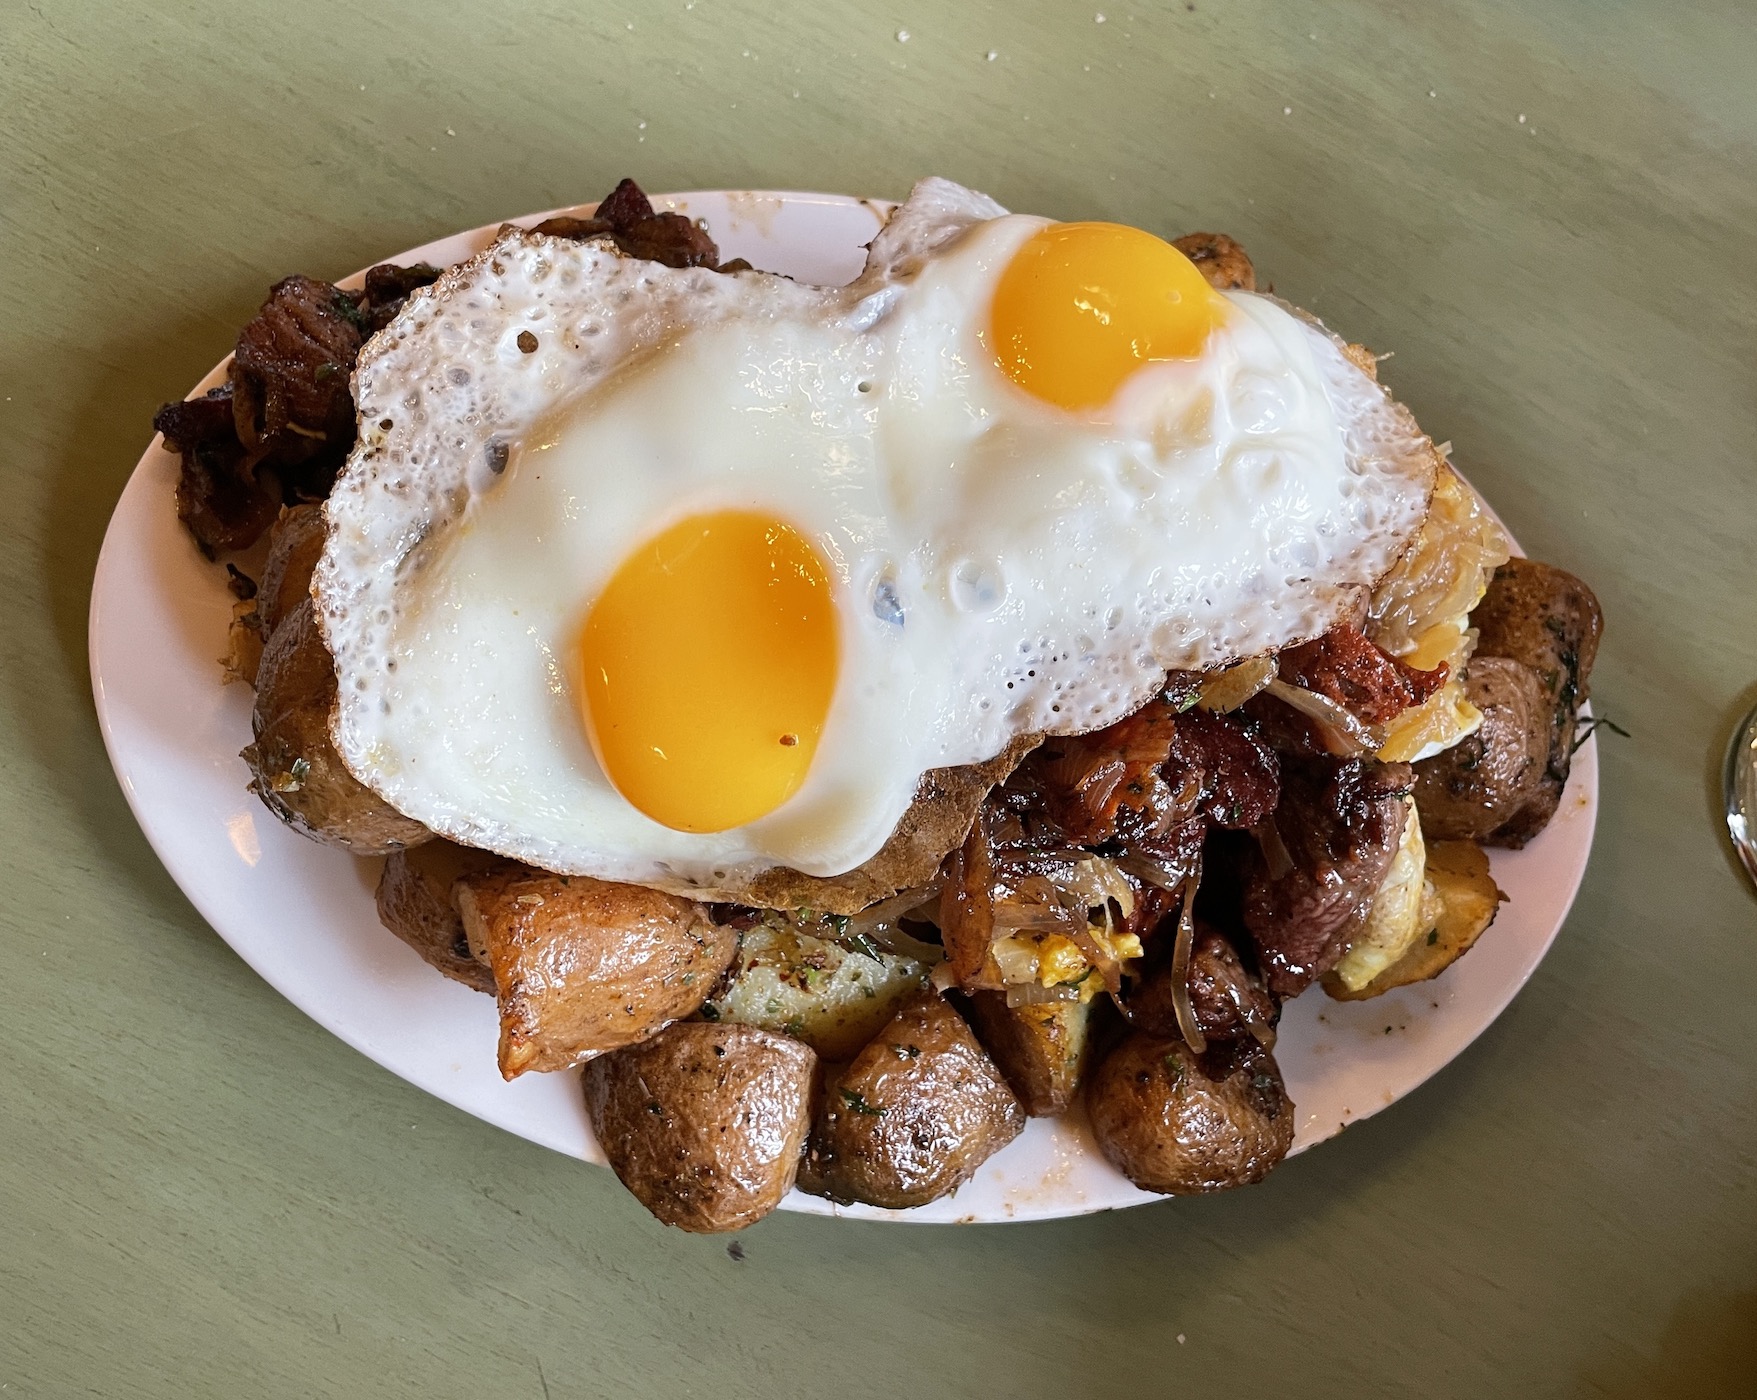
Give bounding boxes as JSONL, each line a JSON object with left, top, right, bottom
{"left": 154, "top": 177, "right": 1601, "bottom": 1232}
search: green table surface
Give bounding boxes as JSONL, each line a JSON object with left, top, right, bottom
{"left": 3, "top": 0, "right": 1754, "bottom": 1394}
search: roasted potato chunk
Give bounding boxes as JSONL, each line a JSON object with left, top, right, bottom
{"left": 455, "top": 866, "right": 736, "bottom": 1078}
{"left": 1324, "top": 840, "right": 1503, "bottom": 999}
{"left": 1087, "top": 1034, "right": 1293, "bottom": 1194}
{"left": 963, "top": 991, "right": 1096, "bottom": 1116}
{"left": 257, "top": 502, "right": 327, "bottom": 637}
{"left": 1414, "top": 657, "right": 1552, "bottom": 842}
{"left": 704, "top": 921, "right": 928, "bottom": 1062}
{"left": 375, "top": 840, "right": 503, "bottom": 993}
{"left": 799, "top": 988, "right": 1024, "bottom": 1209}
{"left": 584, "top": 1022, "right": 816, "bottom": 1233}
{"left": 242, "top": 598, "right": 433, "bottom": 855}
{"left": 1425, "top": 557, "right": 1603, "bottom": 847}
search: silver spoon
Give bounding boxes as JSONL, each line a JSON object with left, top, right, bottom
{"left": 1725, "top": 701, "right": 1757, "bottom": 886}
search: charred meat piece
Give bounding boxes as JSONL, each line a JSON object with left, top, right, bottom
{"left": 1172, "top": 231, "right": 1257, "bottom": 292}
{"left": 1018, "top": 690, "right": 1200, "bottom": 847}
{"left": 1087, "top": 1033, "right": 1293, "bottom": 1194}
{"left": 1278, "top": 623, "right": 1449, "bottom": 725}
{"left": 159, "top": 263, "right": 440, "bottom": 553}
{"left": 1450, "top": 558, "right": 1603, "bottom": 846}
{"left": 1010, "top": 679, "right": 1276, "bottom": 849}
{"left": 155, "top": 386, "right": 279, "bottom": 557}
{"left": 617, "top": 212, "right": 721, "bottom": 269}
{"left": 357, "top": 261, "right": 442, "bottom": 332}
{"left": 1242, "top": 756, "right": 1414, "bottom": 997}
{"left": 230, "top": 274, "right": 363, "bottom": 469}
{"left": 1170, "top": 707, "right": 1282, "bottom": 830}
{"left": 533, "top": 177, "right": 722, "bottom": 269}
{"left": 1129, "top": 925, "right": 1277, "bottom": 1045}
{"left": 1414, "top": 656, "right": 1552, "bottom": 842}
{"left": 595, "top": 175, "right": 655, "bottom": 229}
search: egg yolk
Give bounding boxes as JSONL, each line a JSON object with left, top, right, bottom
{"left": 988, "top": 221, "right": 1226, "bottom": 411}
{"left": 577, "top": 509, "right": 838, "bottom": 834}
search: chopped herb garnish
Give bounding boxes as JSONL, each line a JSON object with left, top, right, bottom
{"left": 1572, "top": 714, "right": 1630, "bottom": 755}
{"left": 840, "top": 1089, "right": 884, "bottom": 1117}
{"left": 839, "top": 929, "right": 885, "bottom": 962}
{"left": 1427, "top": 929, "right": 1439, "bottom": 946}
{"left": 699, "top": 1002, "right": 721, "bottom": 1021}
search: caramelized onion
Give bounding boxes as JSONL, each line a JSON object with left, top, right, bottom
{"left": 1251, "top": 817, "right": 1296, "bottom": 881}
{"left": 1116, "top": 850, "right": 1195, "bottom": 892}
{"left": 1264, "top": 677, "right": 1386, "bottom": 757}
{"left": 1197, "top": 656, "right": 1276, "bottom": 713}
{"left": 841, "top": 883, "right": 945, "bottom": 963}
{"left": 1168, "top": 854, "right": 1207, "bottom": 1055}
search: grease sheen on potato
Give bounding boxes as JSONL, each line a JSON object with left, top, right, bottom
{"left": 799, "top": 988, "right": 1024, "bottom": 1209}
{"left": 455, "top": 865, "right": 736, "bottom": 1078}
{"left": 1087, "top": 1034, "right": 1293, "bottom": 1194}
{"left": 584, "top": 1022, "right": 817, "bottom": 1233}
{"left": 242, "top": 598, "right": 433, "bottom": 855}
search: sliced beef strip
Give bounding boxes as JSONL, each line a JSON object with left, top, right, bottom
{"left": 1128, "top": 925, "right": 1277, "bottom": 1044}
{"left": 1413, "top": 656, "right": 1552, "bottom": 842}
{"left": 230, "top": 274, "right": 363, "bottom": 462}
{"left": 155, "top": 385, "right": 280, "bottom": 557}
{"left": 1006, "top": 677, "right": 1275, "bottom": 851}
{"left": 1278, "top": 623, "right": 1449, "bottom": 725}
{"left": 532, "top": 177, "right": 722, "bottom": 269}
{"left": 595, "top": 176, "right": 655, "bottom": 229}
{"left": 357, "top": 261, "right": 442, "bottom": 333}
{"left": 1242, "top": 756, "right": 1414, "bottom": 997}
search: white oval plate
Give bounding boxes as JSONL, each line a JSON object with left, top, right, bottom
{"left": 89, "top": 191, "right": 1597, "bottom": 1223}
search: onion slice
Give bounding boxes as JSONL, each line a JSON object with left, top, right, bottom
{"left": 1168, "top": 853, "right": 1207, "bottom": 1055}
{"left": 1264, "top": 677, "right": 1387, "bottom": 757}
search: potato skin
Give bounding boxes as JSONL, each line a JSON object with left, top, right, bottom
{"left": 374, "top": 840, "right": 503, "bottom": 993}
{"left": 799, "top": 988, "right": 1025, "bottom": 1209}
{"left": 1431, "top": 557, "right": 1603, "bottom": 847}
{"left": 257, "top": 503, "right": 327, "bottom": 637}
{"left": 584, "top": 1022, "right": 817, "bottom": 1233}
{"left": 1324, "top": 839, "right": 1503, "bottom": 1000}
{"left": 1414, "top": 657, "right": 1551, "bottom": 842}
{"left": 455, "top": 866, "right": 736, "bottom": 1078}
{"left": 242, "top": 598, "right": 433, "bottom": 855}
{"left": 1087, "top": 1034, "right": 1294, "bottom": 1195}
{"left": 962, "top": 991, "right": 1095, "bottom": 1117}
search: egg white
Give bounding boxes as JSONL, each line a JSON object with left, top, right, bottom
{"left": 316, "top": 179, "right": 1438, "bottom": 893}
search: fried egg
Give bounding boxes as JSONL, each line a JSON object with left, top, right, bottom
{"left": 316, "top": 179, "right": 1438, "bottom": 893}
